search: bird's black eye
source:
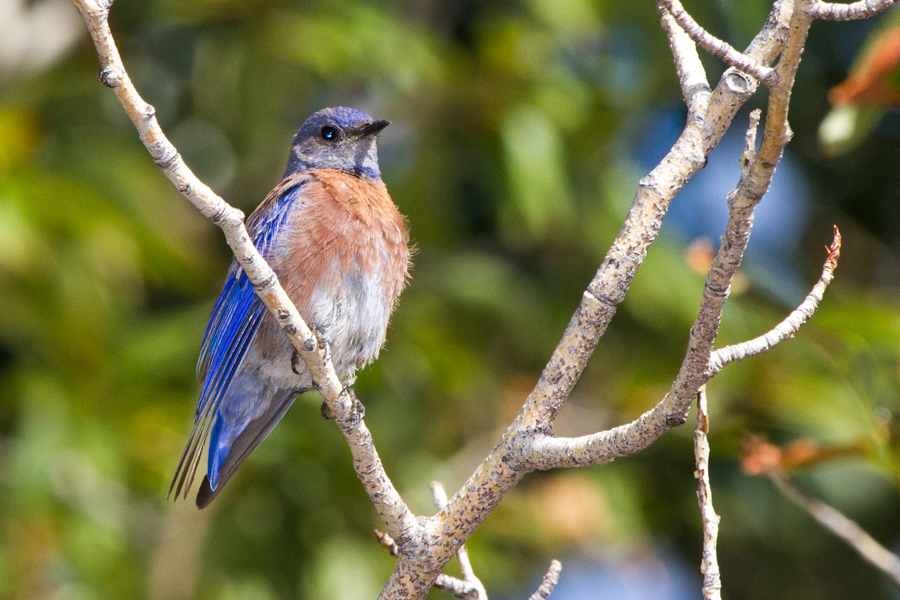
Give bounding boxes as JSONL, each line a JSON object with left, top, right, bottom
{"left": 320, "top": 126, "right": 339, "bottom": 141}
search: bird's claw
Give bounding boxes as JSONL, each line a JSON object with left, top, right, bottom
{"left": 293, "top": 324, "right": 329, "bottom": 375}
{"left": 345, "top": 387, "right": 366, "bottom": 423}
{"left": 319, "top": 387, "right": 366, "bottom": 423}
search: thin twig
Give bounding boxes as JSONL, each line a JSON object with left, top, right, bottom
{"left": 527, "top": 560, "right": 563, "bottom": 600}
{"left": 695, "top": 386, "right": 722, "bottom": 600}
{"left": 434, "top": 575, "right": 481, "bottom": 600}
{"left": 806, "top": 0, "right": 896, "bottom": 21}
{"left": 658, "top": 0, "right": 780, "bottom": 86}
{"left": 68, "top": 0, "right": 418, "bottom": 542}
{"left": 433, "top": 482, "right": 563, "bottom": 600}
{"left": 769, "top": 472, "right": 900, "bottom": 587}
{"left": 709, "top": 227, "right": 840, "bottom": 375}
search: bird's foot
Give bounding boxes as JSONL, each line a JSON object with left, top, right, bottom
{"left": 346, "top": 387, "right": 366, "bottom": 423}
{"left": 312, "top": 324, "right": 329, "bottom": 350}
{"left": 292, "top": 324, "right": 330, "bottom": 375}
{"left": 320, "top": 400, "right": 333, "bottom": 420}
{"left": 291, "top": 349, "right": 303, "bottom": 375}
{"left": 320, "top": 387, "right": 366, "bottom": 423}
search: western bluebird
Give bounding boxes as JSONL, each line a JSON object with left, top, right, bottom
{"left": 170, "top": 107, "right": 410, "bottom": 508}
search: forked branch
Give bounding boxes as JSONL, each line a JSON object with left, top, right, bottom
{"left": 68, "top": 0, "right": 887, "bottom": 598}
{"left": 710, "top": 228, "right": 841, "bottom": 375}
{"left": 658, "top": 0, "right": 780, "bottom": 86}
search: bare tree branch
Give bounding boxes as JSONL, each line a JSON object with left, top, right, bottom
{"left": 69, "top": 0, "right": 892, "bottom": 597}
{"left": 68, "top": 0, "right": 418, "bottom": 544}
{"left": 527, "top": 560, "right": 563, "bottom": 600}
{"left": 384, "top": 8, "right": 803, "bottom": 594}
{"left": 510, "top": 99, "right": 782, "bottom": 472}
{"left": 695, "top": 386, "right": 722, "bottom": 600}
{"left": 658, "top": 0, "right": 780, "bottom": 86}
{"left": 769, "top": 472, "right": 900, "bottom": 587}
{"left": 710, "top": 227, "right": 841, "bottom": 375}
{"left": 806, "top": 0, "right": 896, "bottom": 21}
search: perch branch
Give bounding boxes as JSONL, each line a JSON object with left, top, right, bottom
{"left": 695, "top": 386, "right": 722, "bottom": 600}
{"left": 69, "top": 0, "right": 418, "bottom": 543}
{"left": 769, "top": 472, "right": 900, "bottom": 587}
{"left": 710, "top": 227, "right": 840, "bottom": 375}
{"left": 71, "top": 0, "right": 884, "bottom": 597}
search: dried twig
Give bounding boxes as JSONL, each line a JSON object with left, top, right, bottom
{"left": 433, "top": 575, "right": 481, "bottom": 600}
{"left": 806, "top": 0, "right": 896, "bottom": 21}
{"left": 769, "top": 472, "right": 900, "bottom": 587}
{"left": 415, "top": 19, "right": 797, "bottom": 594}
{"left": 710, "top": 227, "right": 841, "bottom": 375}
{"left": 431, "top": 482, "right": 488, "bottom": 600}
{"left": 527, "top": 560, "right": 563, "bottom": 600}
{"left": 695, "top": 386, "right": 721, "bottom": 600}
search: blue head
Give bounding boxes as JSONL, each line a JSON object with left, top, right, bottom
{"left": 284, "top": 107, "right": 389, "bottom": 180}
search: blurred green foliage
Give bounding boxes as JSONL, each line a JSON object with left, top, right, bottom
{"left": 1, "top": 1, "right": 900, "bottom": 599}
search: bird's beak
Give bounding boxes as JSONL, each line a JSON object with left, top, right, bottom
{"left": 359, "top": 119, "right": 390, "bottom": 137}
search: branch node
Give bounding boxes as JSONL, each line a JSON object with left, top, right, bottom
{"left": 665, "top": 411, "right": 688, "bottom": 427}
{"left": 740, "top": 109, "right": 762, "bottom": 177}
{"left": 149, "top": 141, "right": 180, "bottom": 171}
{"left": 253, "top": 272, "right": 277, "bottom": 292}
{"left": 723, "top": 68, "right": 757, "bottom": 96}
{"left": 97, "top": 66, "right": 122, "bottom": 88}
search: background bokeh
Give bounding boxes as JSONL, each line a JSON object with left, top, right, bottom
{"left": 2, "top": 0, "right": 900, "bottom": 598}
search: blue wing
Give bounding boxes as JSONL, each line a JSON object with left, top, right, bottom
{"left": 170, "top": 177, "right": 309, "bottom": 499}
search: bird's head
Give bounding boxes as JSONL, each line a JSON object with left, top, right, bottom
{"left": 285, "top": 107, "right": 389, "bottom": 180}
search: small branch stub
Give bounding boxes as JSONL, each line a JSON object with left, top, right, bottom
{"left": 527, "top": 560, "right": 563, "bottom": 600}
{"left": 695, "top": 386, "right": 722, "bottom": 600}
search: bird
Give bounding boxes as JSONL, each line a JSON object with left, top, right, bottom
{"left": 169, "top": 107, "right": 410, "bottom": 509}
